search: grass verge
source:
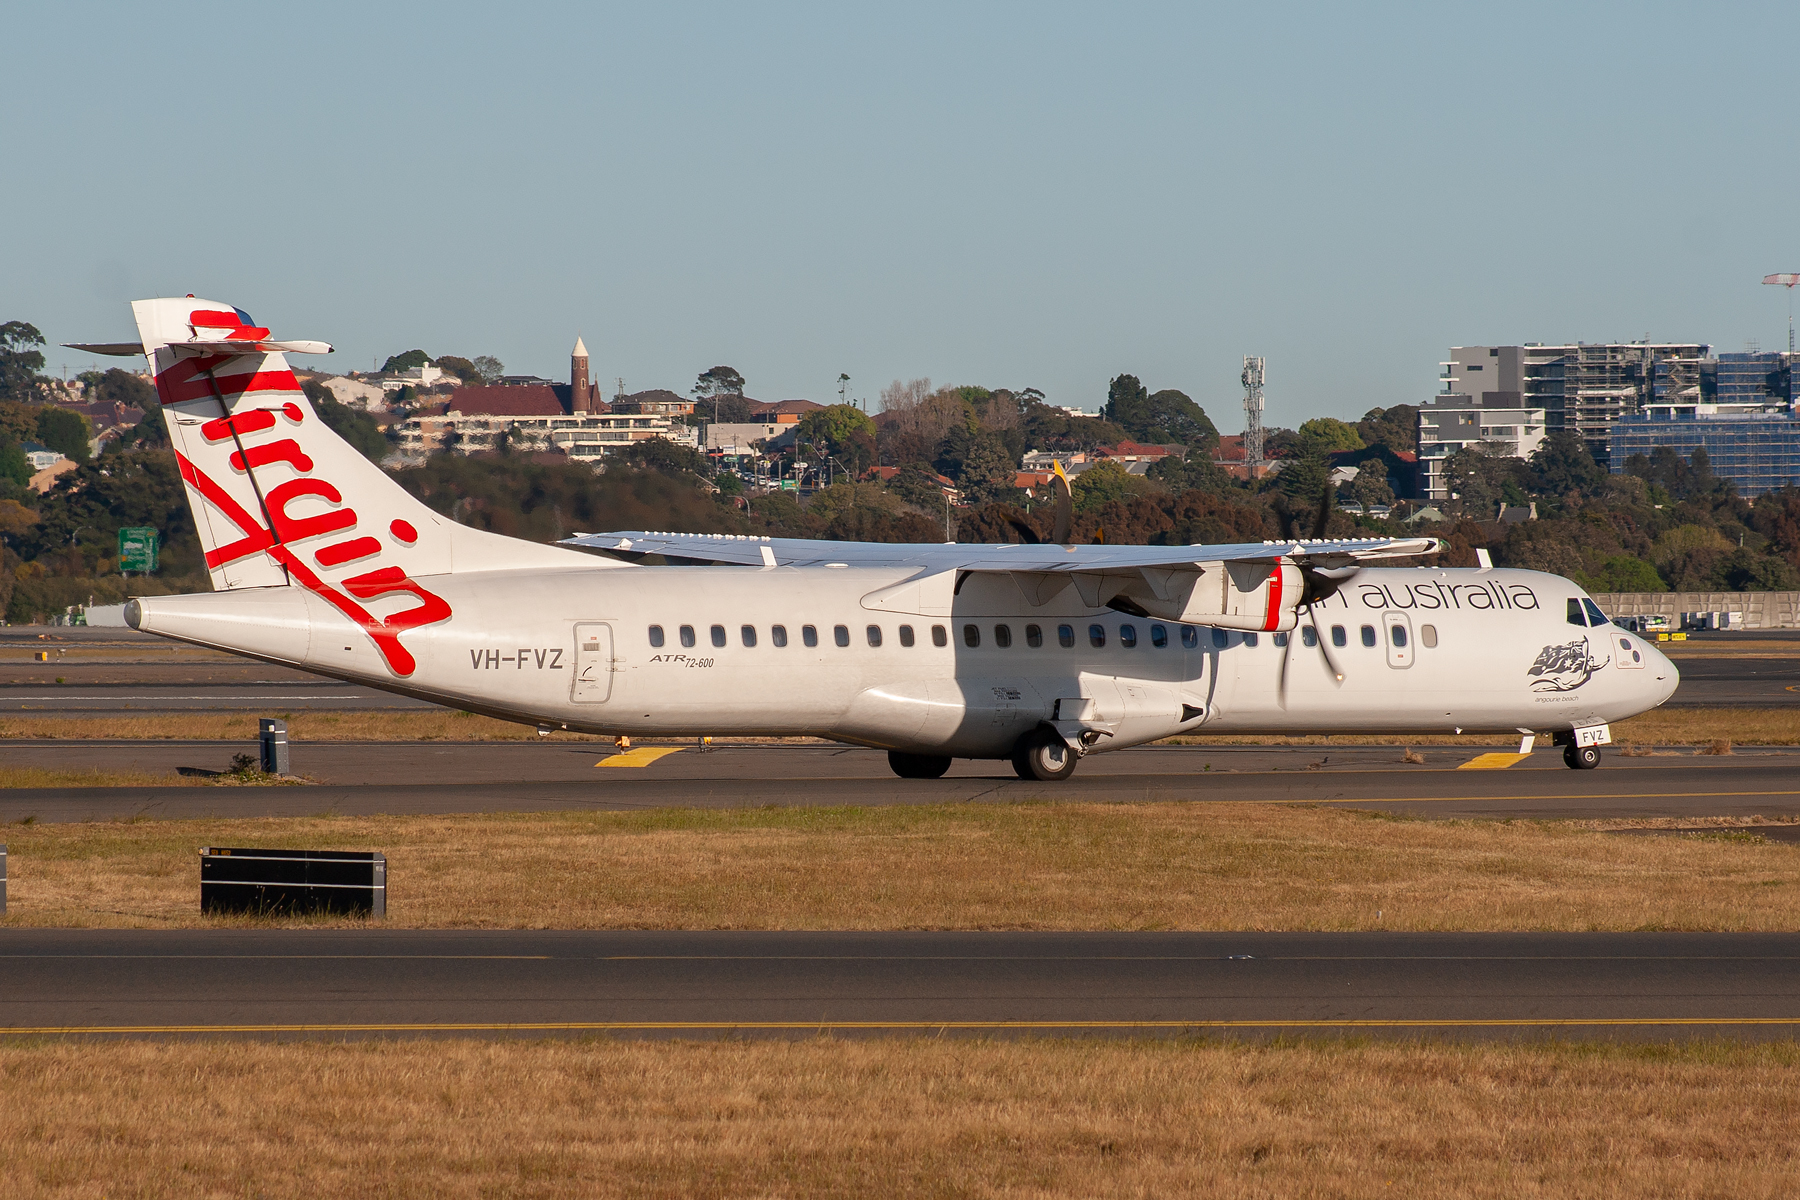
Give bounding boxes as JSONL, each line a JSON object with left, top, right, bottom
{"left": 5, "top": 802, "right": 1799, "bottom": 930}
{"left": 2, "top": 1038, "right": 1798, "bottom": 1198}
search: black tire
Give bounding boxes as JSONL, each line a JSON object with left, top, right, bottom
{"left": 1564, "top": 743, "right": 1601, "bottom": 770}
{"left": 1011, "top": 729, "right": 1078, "bottom": 782}
{"left": 888, "top": 751, "right": 951, "bottom": 779}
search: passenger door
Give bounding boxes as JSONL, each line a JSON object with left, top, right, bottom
{"left": 1383, "top": 611, "right": 1413, "bottom": 669}
{"left": 572, "top": 622, "right": 614, "bottom": 703}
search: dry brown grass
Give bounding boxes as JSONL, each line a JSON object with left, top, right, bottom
{"left": 6, "top": 802, "right": 1800, "bottom": 931}
{"left": 2, "top": 1037, "right": 1798, "bottom": 1198}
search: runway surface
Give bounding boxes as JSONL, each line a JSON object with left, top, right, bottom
{"left": 2, "top": 930, "right": 1795, "bottom": 1040}
{"left": 2, "top": 628, "right": 1795, "bottom": 711}
{"left": 7, "top": 741, "right": 1800, "bottom": 822}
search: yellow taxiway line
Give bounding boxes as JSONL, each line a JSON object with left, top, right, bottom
{"left": 1457, "top": 752, "right": 1532, "bottom": 770}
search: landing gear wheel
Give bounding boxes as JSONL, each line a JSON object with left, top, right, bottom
{"left": 1011, "top": 729, "right": 1078, "bottom": 782}
{"left": 1564, "top": 743, "right": 1601, "bottom": 770}
{"left": 888, "top": 751, "right": 951, "bottom": 779}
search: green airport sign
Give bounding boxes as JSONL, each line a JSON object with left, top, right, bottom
{"left": 118, "top": 526, "right": 159, "bottom": 573}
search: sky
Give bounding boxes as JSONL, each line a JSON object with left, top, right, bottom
{"left": 6, "top": 1, "right": 1798, "bottom": 428}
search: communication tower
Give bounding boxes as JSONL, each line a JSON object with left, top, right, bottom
{"left": 1241, "top": 356, "right": 1266, "bottom": 471}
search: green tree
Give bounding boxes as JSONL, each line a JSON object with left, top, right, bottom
{"left": 35, "top": 406, "right": 91, "bottom": 465}
{"left": 472, "top": 356, "right": 504, "bottom": 383}
{"left": 381, "top": 350, "right": 431, "bottom": 374}
{"left": 0, "top": 322, "right": 48, "bottom": 403}
{"left": 794, "top": 404, "right": 878, "bottom": 474}
{"left": 0, "top": 439, "right": 29, "bottom": 488}
{"left": 1297, "top": 417, "right": 1365, "bottom": 456}
{"left": 434, "top": 355, "right": 483, "bottom": 385}
{"left": 693, "top": 365, "right": 746, "bottom": 421}
{"left": 1101, "top": 375, "right": 1219, "bottom": 447}
{"left": 1578, "top": 555, "right": 1666, "bottom": 593}
{"left": 1355, "top": 404, "right": 1418, "bottom": 454}
{"left": 301, "top": 380, "right": 388, "bottom": 464}
{"left": 1527, "top": 430, "right": 1605, "bottom": 495}
{"left": 1071, "top": 460, "right": 1137, "bottom": 513}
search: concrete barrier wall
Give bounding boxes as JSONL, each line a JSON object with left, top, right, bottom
{"left": 1592, "top": 592, "right": 1800, "bottom": 629}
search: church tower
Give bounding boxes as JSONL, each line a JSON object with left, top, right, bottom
{"left": 571, "top": 336, "right": 591, "bottom": 413}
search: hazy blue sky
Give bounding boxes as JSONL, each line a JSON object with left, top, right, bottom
{"left": 7, "top": 2, "right": 1797, "bottom": 428}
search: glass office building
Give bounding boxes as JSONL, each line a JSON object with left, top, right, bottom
{"left": 1610, "top": 411, "right": 1800, "bottom": 497}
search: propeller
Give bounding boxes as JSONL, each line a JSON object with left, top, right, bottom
{"left": 1276, "top": 486, "right": 1353, "bottom": 708}
{"left": 1010, "top": 463, "right": 1075, "bottom": 545}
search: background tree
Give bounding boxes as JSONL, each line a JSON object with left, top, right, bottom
{"left": 0, "top": 322, "right": 48, "bottom": 403}
{"left": 0, "top": 440, "right": 29, "bottom": 488}
{"left": 1101, "top": 375, "right": 1220, "bottom": 447}
{"left": 1355, "top": 404, "right": 1418, "bottom": 455}
{"left": 1071, "top": 460, "right": 1139, "bottom": 513}
{"left": 381, "top": 350, "right": 431, "bottom": 374}
{"left": 471, "top": 356, "right": 505, "bottom": 383}
{"left": 693, "top": 365, "right": 746, "bottom": 422}
{"left": 35, "top": 406, "right": 91, "bottom": 464}
{"left": 1527, "top": 430, "right": 1605, "bottom": 496}
{"left": 1297, "top": 417, "right": 1364, "bottom": 456}
{"left": 434, "top": 355, "right": 483, "bottom": 385}
{"left": 794, "top": 403, "right": 878, "bottom": 477}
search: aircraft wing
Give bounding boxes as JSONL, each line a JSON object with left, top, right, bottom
{"left": 560, "top": 531, "right": 1442, "bottom": 571}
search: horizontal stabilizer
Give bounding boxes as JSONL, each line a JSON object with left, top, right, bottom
{"left": 64, "top": 339, "right": 334, "bottom": 357}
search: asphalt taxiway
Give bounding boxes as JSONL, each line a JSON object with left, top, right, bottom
{"left": 5, "top": 741, "right": 1800, "bottom": 822}
{"left": 3, "top": 929, "right": 1795, "bottom": 1040}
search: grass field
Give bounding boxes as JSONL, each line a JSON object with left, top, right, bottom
{"left": 4, "top": 802, "right": 1798, "bottom": 931}
{"left": 0, "top": 704, "right": 1795, "bottom": 747}
{"left": 2, "top": 1037, "right": 1797, "bottom": 1198}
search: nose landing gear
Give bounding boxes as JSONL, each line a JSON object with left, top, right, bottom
{"left": 1563, "top": 743, "right": 1601, "bottom": 770}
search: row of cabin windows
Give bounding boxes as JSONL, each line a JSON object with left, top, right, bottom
{"left": 649, "top": 623, "right": 951, "bottom": 650}
{"left": 646, "top": 621, "right": 1439, "bottom": 651}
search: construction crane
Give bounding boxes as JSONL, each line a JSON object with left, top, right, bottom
{"left": 1241, "top": 356, "right": 1266, "bottom": 473}
{"left": 1765, "top": 273, "right": 1800, "bottom": 353}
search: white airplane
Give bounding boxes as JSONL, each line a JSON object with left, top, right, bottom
{"left": 71, "top": 298, "right": 1678, "bottom": 780}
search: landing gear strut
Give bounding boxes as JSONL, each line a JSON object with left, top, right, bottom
{"left": 888, "top": 751, "right": 951, "bottom": 779}
{"left": 1563, "top": 743, "right": 1601, "bottom": 770}
{"left": 1012, "top": 729, "right": 1078, "bottom": 782}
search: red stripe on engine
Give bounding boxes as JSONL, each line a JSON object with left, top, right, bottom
{"left": 1263, "top": 564, "right": 1284, "bottom": 631}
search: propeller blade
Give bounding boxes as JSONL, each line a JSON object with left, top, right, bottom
{"left": 1310, "top": 606, "right": 1346, "bottom": 685}
{"left": 1051, "top": 462, "right": 1074, "bottom": 545}
{"left": 1007, "top": 519, "right": 1042, "bottom": 545}
{"left": 1312, "top": 485, "right": 1333, "bottom": 539}
{"left": 1278, "top": 627, "right": 1294, "bottom": 709}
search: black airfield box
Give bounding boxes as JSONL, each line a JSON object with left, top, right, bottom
{"left": 200, "top": 847, "right": 386, "bottom": 917}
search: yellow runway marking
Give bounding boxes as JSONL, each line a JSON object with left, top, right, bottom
{"left": 595, "top": 747, "right": 686, "bottom": 768}
{"left": 1315, "top": 788, "right": 1800, "bottom": 806}
{"left": 1457, "top": 752, "right": 1532, "bottom": 770}
{"left": 3, "top": 1018, "right": 1799, "bottom": 1035}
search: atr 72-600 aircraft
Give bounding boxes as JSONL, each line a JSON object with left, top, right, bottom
{"left": 71, "top": 298, "right": 1678, "bottom": 780}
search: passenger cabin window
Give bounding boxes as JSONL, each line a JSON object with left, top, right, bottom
{"left": 963, "top": 624, "right": 981, "bottom": 648}
{"left": 740, "top": 625, "right": 757, "bottom": 647}
{"left": 772, "top": 625, "right": 788, "bottom": 648}
{"left": 834, "top": 625, "right": 850, "bottom": 647}
{"left": 866, "top": 625, "right": 882, "bottom": 647}
{"left": 1331, "top": 625, "right": 1348, "bottom": 648}
{"left": 1302, "top": 626, "right": 1318, "bottom": 647}
{"left": 1390, "top": 624, "right": 1408, "bottom": 647}
{"left": 1272, "top": 632, "right": 1288, "bottom": 648}
{"left": 803, "top": 625, "right": 819, "bottom": 648}
{"left": 994, "top": 624, "right": 1012, "bottom": 648}
{"left": 931, "top": 625, "right": 948, "bottom": 647}
{"left": 1360, "top": 625, "right": 1377, "bottom": 647}
{"left": 680, "top": 625, "right": 696, "bottom": 648}
{"left": 648, "top": 625, "right": 665, "bottom": 648}
{"left": 899, "top": 625, "right": 915, "bottom": 647}
{"left": 1058, "top": 624, "right": 1076, "bottom": 648}
{"left": 1120, "top": 624, "right": 1137, "bottom": 648}
{"left": 711, "top": 624, "right": 727, "bottom": 648}
{"left": 1025, "top": 625, "right": 1043, "bottom": 648}
{"left": 1089, "top": 624, "right": 1106, "bottom": 648}
{"left": 1243, "top": 632, "right": 1258, "bottom": 647}
{"left": 1181, "top": 626, "right": 1199, "bottom": 649}
{"left": 1212, "top": 629, "right": 1228, "bottom": 649}
{"left": 1421, "top": 624, "right": 1438, "bottom": 648}
{"left": 1151, "top": 624, "right": 1168, "bottom": 648}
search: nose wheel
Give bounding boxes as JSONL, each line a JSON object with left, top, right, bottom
{"left": 1564, "top": 743, "right": 1601, "bottom": 770}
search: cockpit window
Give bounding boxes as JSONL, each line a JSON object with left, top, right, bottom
{"left": 1583, "top": 599, "right": 1609, "bottom": 627}
{"left": 1567, "top": 599, "right": 1585, "bottom": 626}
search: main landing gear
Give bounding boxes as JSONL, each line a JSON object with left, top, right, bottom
{"left": 1563, "top": 743, "right": 1601, "bottom": 770}
{"left": 887, "top": 751, "right": 951, "bottom": 779}
{"left": 1012, "top": 728, "right": 1078, "bottom": 782}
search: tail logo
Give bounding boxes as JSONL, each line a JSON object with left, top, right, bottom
{"left": 175, "top": 400, "right": 450, "bottom": 676}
